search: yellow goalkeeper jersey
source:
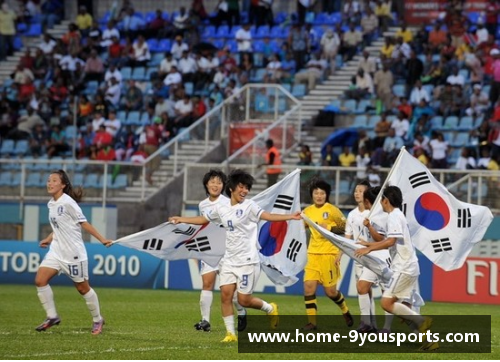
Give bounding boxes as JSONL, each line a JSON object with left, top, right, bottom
{"left": 303, "top": 203, "right": 346, "bottom": 255}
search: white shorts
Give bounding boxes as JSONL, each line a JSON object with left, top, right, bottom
{"left": 219, "top": 263, "right": 261, "bottom": 295}
{"left": 200, "top": 260, "right": 218, "bottom": 276}
{"left": 354, "top": 261, "right": 379, "bottom": 284}
{"left": 40, "top": 252, "right": 89, "bottom": 283}
{"left": 382, "top": 272, "right": 418, "bottom": 300}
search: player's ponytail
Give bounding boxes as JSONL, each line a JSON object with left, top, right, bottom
{"left": 51, "top": 170, "right": 84, "bottom": 203}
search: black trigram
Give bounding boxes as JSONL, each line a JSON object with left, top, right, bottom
{"left": 431, "top": 238, "right": 452, "bottom": 253}
{"left": 286, "top": 239, "right": 302, "bottom": 262}
{"left": 185, "top": 236, "right": 211, "bottom": 252}
{"left": 457, "top": 208, "right": 472, "bottom": 228}
{"left": 143, "top": 238, "right": 163, "bottom": 250}
{"left": 409, "top": 171, "right": 430, "bottom": 188}
{"left": 402, "top": 203, "right": 407, "bottom": 216}
{"left": 273, "top": 194, "right": 294, "bottom": 211}
{"left": 173, "top": 226, "right": 196, "bottom": 236}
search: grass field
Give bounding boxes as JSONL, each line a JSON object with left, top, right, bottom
{"left": 0, "top": 285, "right": 498, "bottom": 360}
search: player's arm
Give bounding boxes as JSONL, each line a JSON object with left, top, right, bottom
{"left": 355, "top": 237, "right": 397, "bottom": 257}
{"left": 363, "top": 218, "right": 384, "bottom": 241}
{"left": 260, "top": 211, "right": 302, "bottom": 222}
{"left": 40, "top": 232, "right": 54, "bottom": 248}
{"left": 169, "top": 215, "right": 209, "bottom": 225}
{"left": 328, "top": 207, "right": 346, "bottom": 234}
{"left": 81, "top": 222, "right": 113, "bottom": 247}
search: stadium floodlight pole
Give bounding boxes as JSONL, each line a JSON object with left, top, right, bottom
{"left": 366, "top": 146, "right": 406, "bottom": 219}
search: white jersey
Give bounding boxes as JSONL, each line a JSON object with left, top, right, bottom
{"left": 205, "top": 199, "right": 263, "bottom": 266}
{"left": 386, "top": 208, "right": 419, "bottom": 276}
{"left": 346, "top": 207, "right": 385, "bottom": 242}
{"left": 47, "top": 193, "right": 88, "bottom": 263}
{"left": 199, "top": 194, "right": 230, "bottom": 216}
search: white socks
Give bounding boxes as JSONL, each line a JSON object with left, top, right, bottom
{"left": 232, "top": 293, "right": 246, "bottom": 316}
{"left": 37, "top": 285, "right": 58, "bottom": 319}
{"left": 82, "top": 288, "right": 102, "bottom": 323}
{"left": 358, "top": 293, "right": 372, "bottom": 325}
{"left": 391, "top": 302, "right": 424, "bottom": 325}
{"left": 200, "top": 290, "right": 213, "bottom": 322}
{"left": 370, "top": 294, "right": 378, "bottom": 329}
{"left": 260, "top": 301, "right": 273, "bottom": 314}
{"left": 223, "top": 315, "right": 235, "bottom": 334}
{"left": 383, "top": 311, "right": 394, "bottom": 330}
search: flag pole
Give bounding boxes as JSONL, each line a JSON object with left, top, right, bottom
{"left": 367, "top": 146, "right": 406, "bottom": 218}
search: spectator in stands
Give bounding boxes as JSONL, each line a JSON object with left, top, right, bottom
{"left": 373, "top": 112, "right": 391, "bottom": 148}
{"left": 235, "top": 23, "right": 253, "bottom": 54}
{"left": 173, "top": 6, "right": 190, "bottom": 36}
{"left": 0, "top": 3, "right": 17, "bottom": 61}
{"left": 296, "top": 0, "right": 316, "bottom": 25}
{"left": 357, "top": 50, "right": 377, "bottom": 77}
{"left": 120, "top": 7, "right": 145, "bottom": 39}
{"left": 345, "top": 68, "right": 373, "bottom": 100}
{"left": 355, "top": 146, "right": 371, "bottom": 182}
{"left": 122, "top": 80, "right": 143, "bottom": 112}
{"left": 265, "top": 54, "right": 282, "bottom": 83}
{"left": 466, "top": 84, "right": 489, "bottom": 117}
{"left": 88, "top": 21, "right": 102, "bottom": 45}
{"left": 256, "top": 0, "right": 273, "bottom": 27}
{"left": 360, "top": 7, "right": 378, "bottom": 47}
{"left": 413, "top": 146, "right": 429, "bottom": 166}
{"left": 379, "top": 36, "right": 394, "bottom": 59}
{"left": 488, "top": 121, "right": 500, "bottom": 160}
{"left": 294, "top": 52, "right": 327, "bottom": 90}
{"left": 30, "top": 123, "right": 48, "bottom": 157}
{"left": 103, "top": 110, "right": 121, "bottom": 138}
{"left": 46, "top": 124, "right": 69, "bottom": 158}
{"left": 171, "top": 35, "right": 189, "bottom": 60}
{"left": 8, "top": 106, "right": 45, "bottom": 140}
{"left": 75, "top": 6, "right": 93, "bottom": 38}
{"left": 289, "top": 23, "right": 308, "bottom": 71}
{"left": 106, "top": 35, "right": 124, "bottom": 67}
{"left": 437, "top": 82, "right": 455, "bottom": 116}
{"left": 130, "top": 35, "right": 150, "bottom": 67}
{"left": 142, "top": 118, "right": 163, "bottom": 185}
{"left": 391, "top": 111, "right": 410, "bottom": 141}
{"left": 61, "top": 23, "right": 81, "bottom": 55}
{"left": 490, "top": 49, "right": 500, "bottom": 106}
{"left": 178, "top": 50, "right": 197, "bottom": 83}
{"left": 115, "top": 125, "right": 137, "bottom": 161}
{"left": 322, "top": 144, "right": 339, "bottom": 166}
{"left": 59, "top": 50, "right": 85, "bottom": 83}
{"left": 373, "top": 62, "right": 393, "bottom": 111}
{"left": 429, "top": 131, "right": 449, "bottom": 168}
{"left": 260, "top": 138, "right": 281, "bottom": 187}
{"left": 321, "top": 28, "right": 341, "bottom": 76}
{"left": 406, "top": 50, "right": 424, "bottom": 91}
{"left": 446, "top": 66, "right": 465, "bottom": 86}
{"left": 412, "top": 24, "right": 428, "bottom": 55}
{"left": 381, "top": 128, "right": 404, "bottom": 166}
{"left": 446, "top": 9, "right": 467, "bottom": 48}
{"left": 395, "top": 22, "right": 413, "bottom": 44}
{"left": 338, "top": 146, "right": 356, "bottom": 167}
{"left": 374, "top": 0, "right": 391, "bottom": 33}
{"left": 39, "top": 33, "right": 57, "bottom": 55}
{"left": 163, "top": 65, "right": 183, "bottom": 91}
{"left": 78, "top": 95, "right": 93, "bottom": 125}
{"left": 341, "top": 22, "right": 362, "bottom": 62}
{"left": 48, "top": 78, "right": 68, "bottom": 108}
{"left": 455, "top": 147, "right": 476, "bottom": 170}
{"left": 158, "top": 52, "right": 178, "bottom": 80}
{"left": 91, "top": 111, "right": 106, "bottom": 133}
{"left": 413, "top": 131, "right": 431, "bottom": 154}
{"left": 343, "top": 0, "right": 361, "bottom": 25}
{"left": 154, "top": 96, "right": 174, "bottom": 119}
{"left": 409, "top": 79, "right": 430, "bottom": 106}
{"left": 412, "top": 100, "right": 434, "bottom": 125}
{"left": 173, "top": 95, "right": 194, "bottom": 128}
{"left": 101, "top": 20, "right": 120, "bottom": 48}
{"left": 104, "top": 76, "right": 121, "bottom": 110}
{"left": 40, "top": 0, "right": 63, "bottom": 31}
{"left": 84, "top": 50, "right": 105, "bottom": 82}
{"left": 33, "top": 48, "right": 49, "bottom": 79}
{"left": 397, "top": 96, "right": 412, "bottom": 120}
{"left": 20, "top": 48, "right": 35, "bottom": 71}
{"left": 92, "top": 123, "right": 113, "bottom": 148}
{"left": 427, "top": 23, "right": 448, "bottom": 54}
{"left": 144, "top": 9, "right": 171, "bottom": 40}
{"left": 104, "top": 63, "right": 122, "bottom": 87}
{"left": 485, "top": 0, "right": 500, "bottom": 38}
{"left": 95, "top": 143, "right": 117, "bottom": 162}
{"left": 298, "top": 144, "right": 313, "bottom": 165}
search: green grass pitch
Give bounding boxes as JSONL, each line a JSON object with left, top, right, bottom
{"left": 0, "top": 285, "right": 498, "bottom": 359}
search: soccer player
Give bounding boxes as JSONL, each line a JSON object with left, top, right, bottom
{"left": 345, "top": 181, "right": 385, "bottom": 333}
{"left": 169, "top": 169, "right": 302, "bottom": 342}
{"left": 302, "top": 178, "right": 353, "bottom": 331}
{"left": 194, "top": 169, "right": 247, "bottom": 333}
{"left": 354, "top": 186, "right": 436, "bottom": 350}
{"left": 35, "top": 170, "right": 112, "bottom": 334}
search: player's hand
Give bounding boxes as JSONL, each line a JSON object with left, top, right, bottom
{"left": 169, "top": 216, "right": 182, "bottom": 224}
{"left": 39, "top": 238, "right": 51, "bottom": 248}
{"left": 356, "top": 239, "right": 370, "bottom": 246}
{"left": 355, "top": 247, "right": 371, "bottom": 257}
{"left": 290, "top": 211, "right": 302, "bottom": 220}
{"left": 363, "top": 218, "right": 371, "bottom": 227}
{"left": 102, "top": 239, "right": 113, "bottom": 248}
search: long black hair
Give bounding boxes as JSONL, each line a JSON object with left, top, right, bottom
{"left": 225, "top": 169, "right": 254, "bottom": 196}
{"left": 50, "top": 169, "right": 84, "bottom": 203}
{"left": 363, "top": 186, "right": 381, "bottom": 206}
{"left": 383, "top": 185, "right": 403, "bottom": 209}
{"left": 202, "top": 169, "right": 227, "bottom": 196}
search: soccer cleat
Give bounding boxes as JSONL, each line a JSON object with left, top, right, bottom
{"left": 356, "top": 322, "right": 376, "bottom": 333}
{"left": 302, "top": 323, "right": 317, "bottom": 331}
{"left": 194, "top": 319, "right": 211, "bottom": 332}
{"left": 237, "top": 314, "right": 247, "bottom": 332}
{"left": 418, "top": 316, "right": 433, "bottom": 334}
{"left": 35, "top": 317, "right": 61, "bottom": 332}
{"left": 267, "top": 302, "right": 279, "bottom": 329}
{"left": 221, "top": 332, "right": 238, "bottom": 342}
{"left": 377, "top": 328, "right": 391, "bottom": 334}
{"left": 420, "top": 341, "right": 440, "bottom": 351}
{"left": 91, "top": 318, "right": 105, "bottom": 335}
{"left": 343, "top": 311, "right": 354, "bottom": 327}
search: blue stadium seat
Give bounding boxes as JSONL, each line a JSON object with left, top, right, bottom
{"left": 202, "top": 25, "right": 216, "bottom": 39}
{"left": 177, "top": 128, "right": 190, "bottom": 142}
{"left": 149, "top": 53, "right": 164, "bottom": 67}
{"left": 255, "top": 94, "right": 270, "bottom": 113}
{"left": 392, "top": 84, "right": 406, "bottom": 98}
{"left": 440, "top": 116, "right": 459, "bottom": 130}
{"left": 184, "top": 82, "right": 194, "bottom": 95}
{"left": 17, "top": 23, "right": 28, "bottom": 33}
{"left": 83, "top": 81, "right": 99, "bottom": 95}
{"left": 291, "top": 84, "right": 306, "bottom": 98}
{"left": 459, "top": 116, "right": 474, "bottom": 130}
{"left": 73, "top": 173, "right": 85, "bottom": 186}
{"left": 281, "top": 83, "right": 291, "bottom": 93}
{"left": 0, "top": 140, "right": 15, "bottom": 156}
{"left": 13, "top": 36, "right": 23, "bottom": 50}
{"left": 85, "top": 173, "right": 100, "bottom": 188}
{"left": 126, "top": 111, "right": 141, "bottom": 126}
{"left": 356, "top": 99, "right": 372, "bottom": 114}
{"left": 110, "top": 174, "right": 128, "bottom": 189}
{"left": 342, "top": 99, "right": 357, "bottom": 113}
{"left": 140, "top": 112, "right": 150, "bottom": 125}
{"left": 253, "top": 40, "right": 265, "bottom": 53}
{"left": 25, "top": 23, "right": 42, "bottom": 37}
{"left": 99, "top": 11, "right": 111, "bottom": 25}
{"left": 215, "top": 25, "right": 230, "bottom": 39}
{"left": 13, "top": 140, "right": 29, "bottom": 156}
{"left": 212, "top": 39, "right": 225, "bottom": 49}
{"left": 451, "top": 132, "right": 469, "bottom": 147}
{"left": 367, "top": 115, "right": 381, "bottom": 129}
{"left": 255, "top": 25, "right": 270, "bottom": 39}
{"left": 313, "top": 12, "right": 328, "bottom": 25}
{"left": 278, "top": 98, "right": 287, "bottom": 113}
{"left": 0, "top": 172, "right": 12, "bottom": 186}
{"left": 430, "top": 116, "right": 443, "bottom": 129}
{"left": 120, "top": 67, "right": 132, "bottom": 80}
{"left": 145, "top": 11, "right": 156, "bottom": 23}
{"left": 352, "top": 115, "right": 367, "bottom": 128}
{"left": 25, "top": 172, "right": 41, "bottom": 187}
{"left": 147, "top": 38, "right": 159, "bottom": 52}
{"left": 132, "top": 67, "right": 146, "bottom": 81}
{"left": 270, "top": 26, "right": 284, "bottom": 39}
{"left": 158, "top": 39, "right": 171, "bottom": 52}
{"left": 338, "top": 180, "right": 351, "bottom": 195}
{"left": 250, "top": 68, "right": 266, "bottom": 82}
{"left": 253, "top": 52, "right": 264, "bottom": 67}
{"left": 225, "top": 40, "right": 238, "bottom": 53}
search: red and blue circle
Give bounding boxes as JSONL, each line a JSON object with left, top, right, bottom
{"left": 414, "top": 192, "right": 450, "bottom": 231}
{"left": 258, "top": 221, "right": 288, "bottom": 256}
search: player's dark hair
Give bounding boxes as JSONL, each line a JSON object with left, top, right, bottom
{"left": 363, "top": 186, "right": 381, "bottom": 206}
{"left": 383, "top": 185, "right": 403, "bottom": 209}
{"left": 226, "top": 169, "right": 254, "bottom": 196}
{"left": 309, "top": 178, "right": 331, "bottom": 202}
{"left": 50, "top": 169, "right": 84, "bottom": 203}
{"left": 202, "top": 169, "right": 227, "bottom": 196}
{"left": 357, "top": 179, "right": 371, "bottom": 188}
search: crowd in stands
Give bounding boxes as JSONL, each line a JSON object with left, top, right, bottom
{"left": 0, "top": 0, "right": 498, "bottom": 191}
